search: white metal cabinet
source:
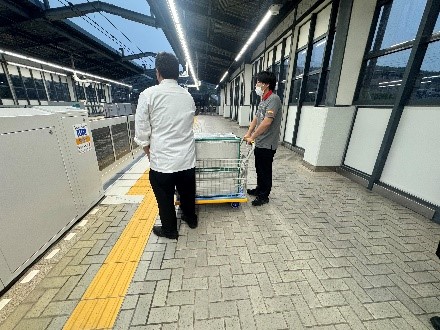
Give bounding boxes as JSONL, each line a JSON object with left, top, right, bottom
{"left": 0, "top": 112, "right": 77, "bottom": 279}
{"left": 35, "top": 106, "right": 103, "bottom": 215}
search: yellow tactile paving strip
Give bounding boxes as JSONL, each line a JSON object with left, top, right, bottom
{"left": 63, "top": 169, "right": 157, "bottom": 330}
{"left": 127, "top": 172, "right": 152, "bottom": 196}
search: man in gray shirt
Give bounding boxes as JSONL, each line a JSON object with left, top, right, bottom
{"left": 244, "top": 71, "right": 282, "bottom": 206}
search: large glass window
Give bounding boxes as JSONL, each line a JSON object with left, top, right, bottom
{"left": 86, "top": 84, "right": 97, "bottom": 103}
{"left": 97, "top": 84, "right": 106, "bottom": 102}
{"left": 34, "top": 78, "right": 47, "bottom": 101}
{"left": 112, "top": 86, "right": 130, "bottom": 103}
{"left": 434, "top": 14, "right": 440, "bottom": 34}
{"left": 410, "top": 40, "right": 440, "bottom": 102}
{"left": 47, "top": 76, "right": 58, "bottom": 101}
{"left": 75, "top": 82, "right": 86, "bottom": 100}
{"left": 371, "top": 0, "right": 427, "bottom": 51}
{"left": 61, "top": 82, "right": 71, "bottom": 101}
{"left": 278, "top": 58, "right": 289, "bottom": 100}
{"left": 356, "top": 0, "right": 439, "bottom": 105}
{"left": 304, "top": 74, "right": 320, "bottom": 103}
{"left": 55, "top": 81, "right": 64, "bottom": 101}
{"left": 289, "top": 78, "right": 302, "bottom": 104}
{"left": 302, "top": 37, "right": 328, "bottom": 104}
{"left": 288, "top": 3, "right": 335, "bottom": 106}
{"left": 289, "top": 48, "right": 307, "bottom": 105}
{"left": 23, "top": 76, "right": 38, "bottom": 100}
{"left": 273, "top": 62, "right": 281, "bottom": 93}
{"left": 295, "top": 49, "right": 307, "bottom": 77}
{"left": 358, "top": 49, "right": 411, "bottom": 104}
{"left": 309, "top": 38, "right": 327, "bottom": 73}
{"left": 10, "top": 75, "right": 27, "bottom": 100}
{"left": 0, "top": 73, "right": 12, "bottom": 99}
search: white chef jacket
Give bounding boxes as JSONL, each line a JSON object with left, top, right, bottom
{"left": 134, "top": 79, "right": 196, "bottom": 173}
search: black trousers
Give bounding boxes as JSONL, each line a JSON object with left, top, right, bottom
{"left": 254, "top": 147, "right": 276, "bottom": 199}
{"left": 149, "top": 167, "right": 196, "bottom": 235}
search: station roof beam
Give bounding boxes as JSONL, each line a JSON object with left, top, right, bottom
{"left": 44, "top": 1, "right": 156, "bottom": 27}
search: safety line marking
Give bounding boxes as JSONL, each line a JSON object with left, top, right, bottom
{"left": 78, "top": 219, "right": 88, "bottom": 227}
{"left": 44, "top": 249, "right": 60, "bottom": 260}
{"left": 64, "top": 233, "right": 76, "bottom": 241}
{"left": 89, "top": 208, "right": 99, "bottom": 215}
{"left": 0, "top": 299, "right": 11, "bottom": 311}
{"left": 20, "top": 270, "right": 40, "bottom": 284}
{"left": 63, "top": 167, "right": 157, "bottom": 330}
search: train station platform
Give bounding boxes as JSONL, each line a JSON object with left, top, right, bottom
{"left": 0, "top": 115, "right": 439, "bottom": 329}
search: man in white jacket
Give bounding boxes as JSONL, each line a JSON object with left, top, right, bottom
{"left": 135, "top": 52, "right": 198, "bottom": 239}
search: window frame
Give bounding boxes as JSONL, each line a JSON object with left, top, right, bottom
{"left": 354, "top": 0, "right": 440, "bottom": 106}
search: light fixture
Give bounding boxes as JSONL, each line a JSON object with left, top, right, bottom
{"left": 0, "top": 49, "right": 132, "bottom": 88}
{"left": 269, "top": 4, "right": 282, "bottom": 15}
{"left": 7, "top": 62, "right": 67, "bottom": 77}
{"left": 234, "top": 9, "right": 274, "bottom": 62}
{"left": 166, "top": 0, "right": 200, "bottom": 90}
{"left": 220, "top": 71, "right": 228, "bottom": 83}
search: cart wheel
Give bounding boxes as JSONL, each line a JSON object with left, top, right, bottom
{"left": 231, "top": 202, "right": 240, "bottom": 208}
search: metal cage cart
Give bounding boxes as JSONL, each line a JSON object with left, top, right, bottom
{"left": 177, "top": 133, "right": 254, "bottom": 208}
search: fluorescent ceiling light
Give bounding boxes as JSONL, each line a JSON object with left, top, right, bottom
{"left": 166, "top": 0, "right": 199, "bottom": 90}
{"left": 7, "top": 62, "right": 67, "bottom": 77}
{"left": 220, "top": 71, "right": 228, "bottom": 83}
{"left": 235, "top": 11, "right": 272, "bottom": 62}
{"left": 378, "top": 79, "right": 402, "bottom": 85}
{"left": 0, "top": 49, "right": 132, "bottom": 88}
{"left": 423, "top": 75, "right": 440, "bottom": 79}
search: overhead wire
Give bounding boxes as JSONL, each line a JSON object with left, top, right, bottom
{"left": 57, "top": 0, "right": 152, "bottom": 68}
{"left": 57, "top": 0, "right": 133, "bottom": 57}
{"left": 85, "top": 0, "right": 154, "bottom": 65}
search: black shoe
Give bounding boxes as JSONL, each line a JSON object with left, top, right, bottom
{"left": 431, "top": 316, "right": 440, "bottom": 330}
{"left": 247, "top": 188, "right": 258, "bottom": 196}
{"left": 252, "top": 197, "right": 269, "bottom": 206}
{"left": 152, "top": 225, "right": 178, "bottom": 239}
{"left": 181, "top": 214, "right": 198, "bottom": 229}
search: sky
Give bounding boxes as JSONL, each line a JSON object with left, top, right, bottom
{"left": 47, "top": 0, "right": 174, "bottom": 69}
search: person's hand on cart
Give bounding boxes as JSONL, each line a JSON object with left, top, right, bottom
{"left": 243, "top": 133, "right": 254, "bottom": 145}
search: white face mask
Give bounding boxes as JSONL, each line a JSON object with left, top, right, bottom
{"left": 255, "top": 86, "right": 264, "bottom": 96}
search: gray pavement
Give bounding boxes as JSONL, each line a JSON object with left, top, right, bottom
{"left": 1, "top": 114, "right": 439, "bottom": 330}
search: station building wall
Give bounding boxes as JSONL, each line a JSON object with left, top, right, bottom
{"left": 220, "top": 0, "right": 440, "bottom": 221}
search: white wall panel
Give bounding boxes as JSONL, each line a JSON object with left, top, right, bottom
{"left": 295, "top": 106, "right": 316, "bottom": 149}
{"left": 0, "top": 65, "right": 14, "bottom": 105}
{"left": 32, "top": 70, "right": 43, "bottom": 80}
{"left": 283, "top": 106, "right": 298, "bottom": 144}
{"left": 266, "top": 50, "right": 273, "bottom": 68}
{"left": 301, "top": 107, "right": 327, "bottom": 164}
{"left": 336, "top": 0, "right": 376, "bottom": 105}
{"left": 285, "top": 36, "right": 292, "bottom": 57}
{"left": 19, "top": 67, "right": 31, "bottom": 78}
{"left": 315, "top": 107, "right": 355, "bottom": 166}
{"left": 244, "top": 64, "right": 252, "bottom": 105}
{"left": 275, "top": 42, "right": 283, "bottom": 62}
{"left": 298, "top": 21, "right": 311, "bottom": 49}
{"left": 314, "top": 4, "right": 331, "bottom": 39}
{"left": 344, "top": 108, "right": 392, "bottom": 175}
{"left": 7, "top": 65, "right": 19, "bottom": 76}
{"left": 380, "top": 107, "right": 440, "bottom": 206}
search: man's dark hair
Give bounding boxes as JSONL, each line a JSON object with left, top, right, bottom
{"left": 155, "top": 52, "right": 179, "bottom": 80}
{"left": 256, "top": 71, "right": 276, "bottom": 91}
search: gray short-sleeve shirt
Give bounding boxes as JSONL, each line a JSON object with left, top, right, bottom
{"left": 255, "top": 92, "right": 282, "bottom": 150}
